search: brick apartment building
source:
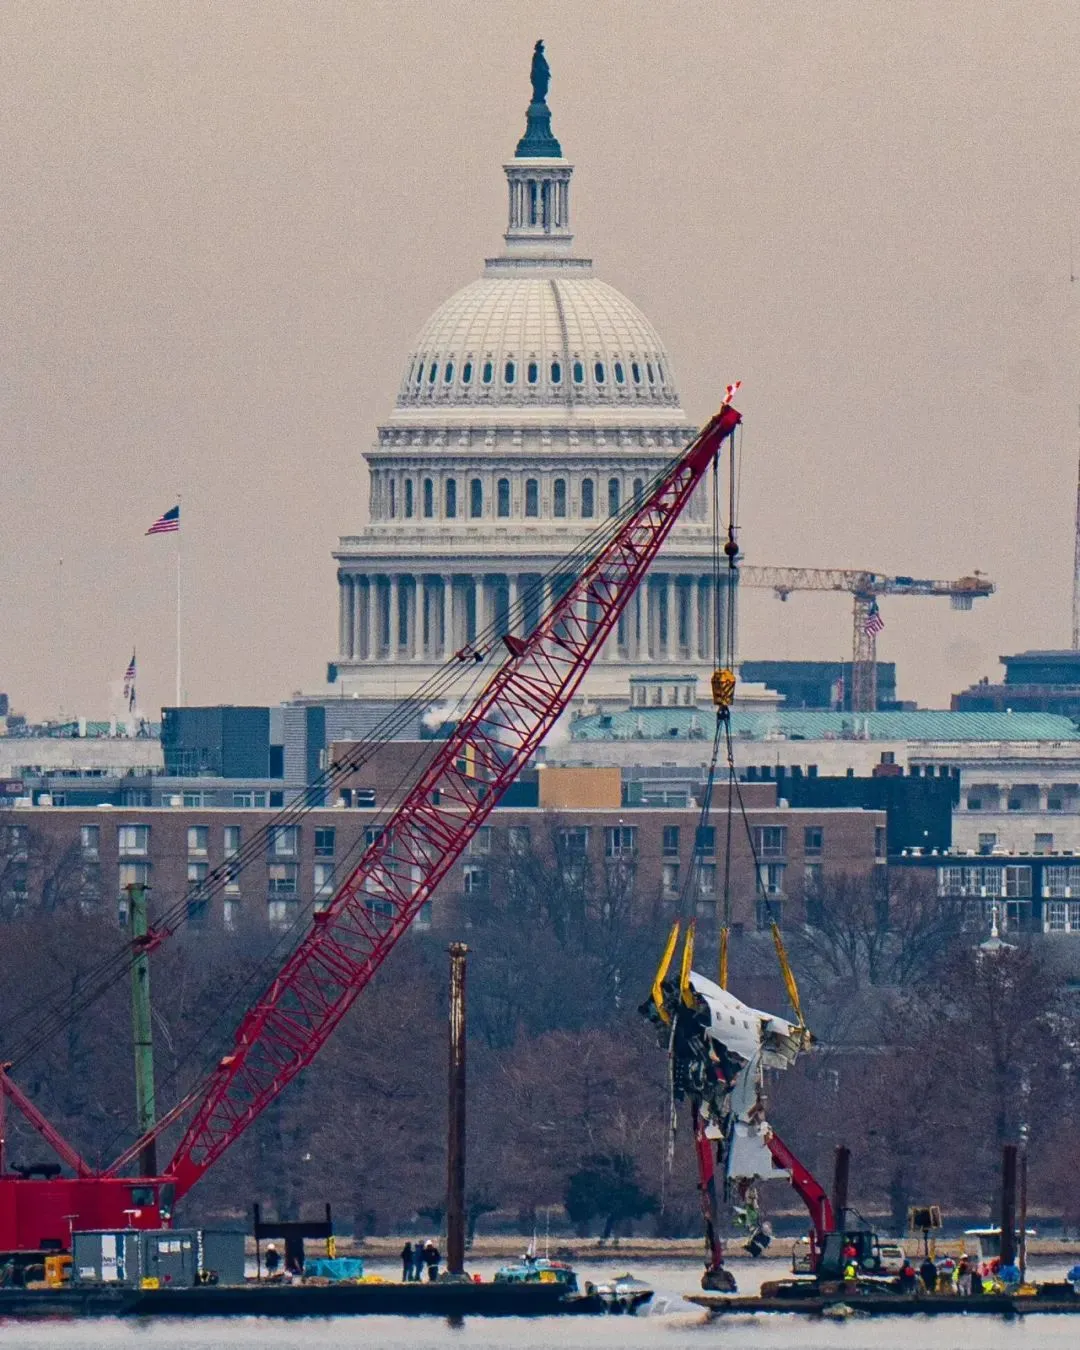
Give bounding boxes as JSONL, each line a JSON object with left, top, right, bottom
{"left": 0, "top": 744, "right": 886, "bottom": 936}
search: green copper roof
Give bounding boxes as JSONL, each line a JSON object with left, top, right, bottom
{"left": 569, "top": 709, "right": 1080, "bottom": 743}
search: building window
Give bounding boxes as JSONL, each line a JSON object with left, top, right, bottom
{"left": 1049, "top": 795, "right": 1063, "bottom": 811}
{"left": 572, "top": 359, "right": 585, "bottom": 384}
{"left": 314, "top": 827, "right": 336, "bottom": 857}
{"left": 268, "top": 897, "right": 298, "bottom": 929}
{"left": 314, "top": 862, "right": 335, "bottom": 910}
{"left": 756, "top": 897, "right": 783, "bottom": 930}
{"left": 445, "top": 479, "right": 457, "bottom": 518}
{"left": 803, "top": 827, "right": 823, "bottom": 857}
{"left": 556, "top": 827, "right": 589, "bottom": 857}
{"left": 662, "top": 862, "right": 680, "bottom": 897}
{"left": 462, "top": 360, "right": 473, "bottom": 385}
{"left": 497, "top": 478, "right": 511, "bottom": 518}
{"left": 581, "top": 478, "right": 595, "bottom": 518}
{"left": 553, "top": 478, "right": 567, "bottom": 517}
{"left": 631, "top": 361, "right": 642, "bottom": 385}
{"left": 967, "top": 796, "right": 982, "bottom": 811}
{"left": 508, "top": 825, "right": 531, "bottom": 855}
{"left": 470, "top": 478, "right": 483, "bottom": 518}
{"left": 697, "top": 864, "right": 716, "bottom": 897}
{"left": 614, "top": 360, "right": 625, "bottom": 384}
{"left": 186, "top": 825, "right": 208, "bottom": 856}
{"left": 1008, "top": 797, "right": 1022, "bottom": 811}
{"left": 804, "top": 862, "right": 823, "bottom": 894}
{"left": 232, "top": 791, "right": 266, "bottom": 807}
{"left": 268, "top": 861, "right": 298, "bottom": 894}
{"left": 118, "top": 824, "right": 150, "bottom": 856}
{"left": 428, "top": 361, "right": 437, "bottom": 384}
{"left": 118, "top": 862, "right": 150, "bottom": 924}
{"left": 186, "top": 862, "right": 210, "bottom": 924}
{"left": 978, "top": 832, "right": 997, "bottom": 855}
{"left": 482, "top": 360, "right": 493, "bottom": 384}
{"left": 414, "top": 359, "right": 423, "bottom": 386}
{"left": 468, "top": 826, "right": 492, "bottom": 857}
{"left": 1003, "top": 865, "right": 1032, "bottom": 898}
{"left": 525, "top": 478, "right": 539, "bottom": 517}
{"left": 405, "top": 479, "right": 414, "bottom": 517}
{"left": 504, "top": 360, "right": 516, "bottom": 384}
{"left": 550, "top": 360, "right": 562, "bottom": 384}
{"left": 594, "top": 361, "right": 606, "bottom": 383}
{"left": 463, "top": 863, "right": 488, "bottom": 894}
{"left": 758, "top": 862, "right": 786, "bottom": 896}
{"left": 646, "top": 361, "right": 655, "bottom": 383}
{"left": 423, "top": 478, "right": 434, "bottom": 518}
{"left": 657, "top": 362, "right": 665, "bottom": 383}
{"left": 81, "top": 825, "right": 100, "bottom": 860}
{"left": 608, "top": 478, "right": 620, "bottom": 515}
{"left": 633, "top": 477, "right": 644, "bottom": 506}
{"left": 1035, "top": 832, "right": 1054, "bottom": 853}
{"left": 604, "top": 826, "right": 637, "bottom": 859}
{"left": 753, "top": 826, "right": 787, "bottom": 859}
{"left": 444, "top": 361, "right": 454, "bottom": 384}
{"left": 694, "top": 825, "right": 716, "bottom": 856}
{"left": 874, "top": 827, "right": 887, "bottom": 859}
{"left": 527, "top": 360, "right": 539, "bottom": 385}
{"left": 269, "top": 825, "right": 298, "bottom": 857}
{"left": 662, "top": 825, "right": 680, "bottom": 858}
{"left": 365, "top": 826, "right": 385, "bottom": 848}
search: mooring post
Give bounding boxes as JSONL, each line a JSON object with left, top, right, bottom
{"left": 128, "top": 883, "right": 157, "bottom": 1177}
{"left": 1000, "top": 1143, "right": 1018, "bottom": 1269}
{"left": 446, "top": 942, "right": 468, "bottom": 1276}
{"left": 832, "top": 1145, "right": 851, "bottom": 1235}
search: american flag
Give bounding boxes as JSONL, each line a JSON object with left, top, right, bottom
{"left": 863, "top": 599, "right": 885, "bottom": 637}
{"left": 123, "top": 652, "right": 136, "bottom": 711}
{"left": 145, "top": 504, "right": 180, "bottom": 535}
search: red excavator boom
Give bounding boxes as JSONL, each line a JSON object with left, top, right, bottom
{"left": 0, "top": 398, "right": 741, "bottom": 1248}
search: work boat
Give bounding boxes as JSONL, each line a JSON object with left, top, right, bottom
{"left": 493, "top": 1254, "right": 653, "bottom": 1313}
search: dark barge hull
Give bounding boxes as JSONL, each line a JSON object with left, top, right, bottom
{"left": 0, "top": 1281, "right": 624, "bottom": 1319}
{"left": 690, "top": 1290, "right": 1080, "bottom": 1318}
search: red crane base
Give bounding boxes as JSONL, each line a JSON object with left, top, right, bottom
{"left": 0, "top": 1176, "right": 174, "bottom": 1254}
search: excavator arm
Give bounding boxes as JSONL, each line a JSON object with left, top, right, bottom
{"left": 764, "top": 1127, "right": 834, "bottom": 1266}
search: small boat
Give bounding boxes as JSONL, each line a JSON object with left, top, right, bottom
{"left": 493, "top": 1254, "right": 579, "bottom": 1294}
{"left": 492, "top": 1256, "right": 652, "bottom": 1314}
{"left": 590, "top": 1272, "right": 655, "bottom": 1315}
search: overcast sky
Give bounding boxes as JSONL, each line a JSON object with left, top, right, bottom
{"left": 2, "top": 1, "right": 1079, "bottom": 719}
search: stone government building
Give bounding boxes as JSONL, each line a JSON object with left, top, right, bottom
{"left": 329, "top": 50, "right": 742, "bottom": 705}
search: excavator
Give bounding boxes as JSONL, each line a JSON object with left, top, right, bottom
{"left": 1, "top": 394, "right": 745, "bottom": 1261}
{"left": 640, "top": 921, "right": 886, "bottom": 1292}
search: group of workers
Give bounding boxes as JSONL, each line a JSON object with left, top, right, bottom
{"left": 840, "top": 1242, "right": 1018, "bottom": 1294}
{"left": 400, "top": 1240, "right": 441, "bottom": 1282}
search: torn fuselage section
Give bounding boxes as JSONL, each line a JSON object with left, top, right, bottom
{"left": 641, "top": 952, "right": 807, "bottom": 1287}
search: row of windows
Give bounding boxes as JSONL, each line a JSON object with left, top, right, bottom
{"left": 408, "top": 354, "right": 666, "bottom": 394}
{"left": 102, "top": 824, "right": 337, "bottom": 860}
{"left": 383, "top": 474, "right": 647, "bottom": 522}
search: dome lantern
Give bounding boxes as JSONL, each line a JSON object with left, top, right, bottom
{"left": 501, "top": 40, "right": 574, "bottom": 259}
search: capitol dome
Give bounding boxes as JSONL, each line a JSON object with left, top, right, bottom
{"left": 395, "top": 275, "right": 682, "bottom": 414}
{"left": 331, "top": 46, "right": 737, "bottom": 707}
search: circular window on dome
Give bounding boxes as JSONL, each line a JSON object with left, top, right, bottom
{"left": 631, "top": 361, "right": 642, "bottom": 385}
{"left": 572, "top": 360, "right": 585, "bottom": 385}
{"left": 657, "top": 362, "right": 665, "bottom": 384}
{"left": 527, "top": 361, "right": 539, "bottom": 385}
{"left": 462, "top": 361, "right": 473, "bottom": 385}
{"left": 594, "top": 362, "right": 606, "bottom": 384}
{"left": 415, "top": 361, "right": 424, "bottom": 386}
{"left": 428, "top": 362, "right": 438, "bottom": 384}
{"left": 614, "top": 361, "right": 625, "bottom": 385}
{"left": 482, "top": 360, "right": 494, "bottom": 385}
{"left": 444, "top": 361, "right": 455, "bottom": 384}
{"left": 505, "top": 360, "right": 516, "bottom": 384}
{"left": 550, "top": 360, "right": 562, "bottom": 384}
{"left": 646, "top": 361, "right": 655, "bottom": 384}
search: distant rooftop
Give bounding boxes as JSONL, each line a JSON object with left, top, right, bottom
{"left": 570, "top": 709, "right": 1080, "bottom": 744}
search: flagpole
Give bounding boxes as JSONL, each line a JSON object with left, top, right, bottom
{"left": 175, "top": 494, "right": 182, "bottom": 707}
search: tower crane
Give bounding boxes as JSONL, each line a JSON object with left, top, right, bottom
{"left": 739, "top": 566, "right": 995, "bottom": 713}
{"left": 0, "top": 398, "right": 744, "bottom": 1257}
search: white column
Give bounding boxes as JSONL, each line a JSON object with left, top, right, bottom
{"left": 389, "top": 575, "right": 400, "bottom": 657}
{"left": 442, "top": 576, "right": 453, "bottom": 656}
{"left": 689, "top": 577, "right": 699, "bottom": 662}
{"left": 508, "top": 574, "right": 520, "bottom": 635}
{"left": 338, "top": 578, "right": 348, "bottom": 657}
{"left": 351, "top": 578, "right": 362, "bottom": 659}
{"left": 407, "top": 577, "right": 418, "bottom": 659}
{"left": 702, "top": 577, "right": 713, "bottom": 664}
{"left": 365, "top": 578, "right": 376, "bottom": 659}
{"left": 666, "top": 575, "right": 678, "bottom": 662}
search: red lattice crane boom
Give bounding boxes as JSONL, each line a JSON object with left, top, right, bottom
{"left": 0, "top": 399, "right": 741, "bottom": 1248}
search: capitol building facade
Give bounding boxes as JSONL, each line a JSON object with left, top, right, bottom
{"left": 329, "top": 60, "right": 738, "bottom": 707}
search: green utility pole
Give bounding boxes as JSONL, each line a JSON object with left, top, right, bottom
{"left": 127, "top": 883, "right": 158, "bottom": 1177}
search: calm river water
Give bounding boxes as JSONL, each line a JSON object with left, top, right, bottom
{"left": 2, "top": 1258, "right": 1078, "bottom": 1349}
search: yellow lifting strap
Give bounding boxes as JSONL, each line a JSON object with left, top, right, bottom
{"left": 650, "top": 920, "right": 681, "bottom": 1024}
{"left": 770, "top": 920, "right": 806, "bottom": 1030}
{"left": 718, "top": 927, "right": 729, "bottom": 991}
{"left": 711, "top": 667, "right": 737, "bottom": 713}
{"left": 679, "top": 920, "right": 697, "bottom": 1008}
